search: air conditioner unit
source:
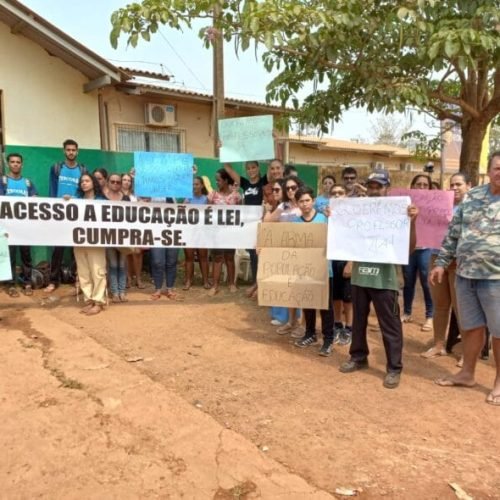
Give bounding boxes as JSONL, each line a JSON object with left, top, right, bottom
{"left": 145, "top": 103, "right": 177, "bottom": 127}
{"left": 371, "top": 161, "right": 385, "bottom": 170}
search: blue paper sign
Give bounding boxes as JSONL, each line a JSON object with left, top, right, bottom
{"left": 219, "top": 115, "right": 275, "bottom": 163}
{"left": 134, "top": 152, "right": 194, "bottom": 198}
{"left": 0, "top": 231, "right": 12, "bottom": 282}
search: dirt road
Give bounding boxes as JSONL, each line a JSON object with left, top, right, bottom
{"left": 1, "top": 285, "right": 498, "bottom": 499}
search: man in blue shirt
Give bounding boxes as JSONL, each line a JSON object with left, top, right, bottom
{"left": 0, "top": 153, "right": 38, "bottom": 296}
{"left": 45, "top": 139, "right": 87, "bottom": 292}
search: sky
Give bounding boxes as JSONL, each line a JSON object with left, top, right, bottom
{"left": 20, "top": 0, "right": 435, "bottom": 142}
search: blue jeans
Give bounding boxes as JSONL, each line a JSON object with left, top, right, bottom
{"left": 106, "top": 248, "right": 127, "bottom": 295}
{"left": 150, "top": 248, "right": 178, "bottom": 290}
{"left": 402, "top": 248, "right": 433, "bottom": 318}
{"left": 455, "top": 276, "right": 500, "bottom": 337}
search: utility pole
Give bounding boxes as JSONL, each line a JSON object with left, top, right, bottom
{"left": 212, "top": 1, "right": 225, "bottom": 158}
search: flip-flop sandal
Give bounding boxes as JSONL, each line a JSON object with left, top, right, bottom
{"left": 164, "top": 291, "right": 184, "bottom": 301}
{"left": 486, "top": 393, "right": 500, "bottom": 406}
{"left": 182, "top": 283, "right": 191, "bottom": 291}
{"left": 434, "top": 378, "right": 476, "bottom": 388}
{"left": 44, "top": 284, "right": 56, "bottom": 293}
{"left": 150, "top": 293, "right": 161, "bottom": 301}
{"left": 203, "top": 283, "right": 211, "bottom": 290}
{"left": 7, "top": 287, "right": 19, "bottom": 298}
{"left": 23, "top": 285, "right": 33, "bottom": 296}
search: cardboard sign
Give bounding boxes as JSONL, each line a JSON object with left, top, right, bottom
{"left": 327, "top": 196, "right": 411, "bottom": 265}
{"left": 134, "top": 151, "right": 193, "bottom": 198}
{"left": 389, "top": 188, "right": 454, "bottom": 249}
{"left": 257, "top": 223, "right": 329, "bottom": 310}
{"left": 219, "top": 115, "right": 275, "bottom": 162}
{"left": 0, "top": 231, "right": 12, "bottom": 281}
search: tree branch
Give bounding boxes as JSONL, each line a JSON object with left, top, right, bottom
{"left": 428, "top": 90, "right": 480, "bottom": 119}
{"left": 429, "top": 103, "right": 462, "bottom": 123}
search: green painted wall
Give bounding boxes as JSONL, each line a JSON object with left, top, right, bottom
{"left": 3, "top": 145, "right": 318, "bottom": 264}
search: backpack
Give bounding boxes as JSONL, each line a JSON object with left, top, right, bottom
{"left": 31, "top": 261, "right": 51, "bottom": 289}
{"left": 53, "top": 162, "right": 86, "bottom": 177}
{"left": 1, "top": 175, "right": 32, "bottom": 191}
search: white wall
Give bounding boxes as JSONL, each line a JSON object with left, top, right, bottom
{"left": 0, "top": 22, "right": 100, "bottom": 148}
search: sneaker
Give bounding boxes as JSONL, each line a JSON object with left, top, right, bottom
{"left": 294, "top": 335, "right": 317, "bottom": 348}
{"left": 339, "top": 359, "right": 369, "bottom": 373}
{"left": 276, "top": 323, "right": 294, "bottom": 335}
{"left": 401, "top": 314, "right": 412, "bottom": 323}
{"left": 291, "top": 325, "right": 306, "bottom": 339}
{"left": 383, "top": 372, "right": 401, "bottom": 389}
{"left": 421, "top": 318, "right": 433, "bottom": 331}
{"left": 270, "top": 319, "right": 284, "bottom": 326}
{"left": 333, "top": 327, "right": 343, "bottom": 344}
{"left": 318, "top": 341, "right": 333, "bottom": 357}
{"left": 338, "top": 328, "right": 352, "bottom": 346}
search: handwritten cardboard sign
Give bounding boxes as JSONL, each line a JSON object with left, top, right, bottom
{"left": 0, "top": 231, "right": 12, "bottom": 281}
{"left": 327, "top": 196, "right": 411, "bottom": 265}
{"left": 219, "top": 115, "right": 275, "bottom": 163}
{"left": 134, "top": 151, "right": 193, "bottom": 198}
{"left": 257, "top": 223, "right": 329, "bottom": 310}
{"left": 390, "top": 188, "right": 454, "bottom": 249}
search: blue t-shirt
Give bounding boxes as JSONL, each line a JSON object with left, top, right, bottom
{"left": 184, "top": 194, "right": 207, "bottom": 205}
{"left": 56, "top": 164, "right": 81, "bottom": 198}
{"left": 293, "top": 211, "right": 333, "bottom": 277}
{"left": 314, "top": 195, "right": 330, "bottom": 214}
{"left": 2, "top": 177, "right": 37, "bottom": 197}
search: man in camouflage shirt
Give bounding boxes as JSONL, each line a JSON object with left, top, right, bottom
{"left": 430, "top": 151, "right": 500, "bottom": 406}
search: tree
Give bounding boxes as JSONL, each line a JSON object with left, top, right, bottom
{"left": 370, "top": 115, "right": 412, "bottom": 146}
{"left": 110, "top": 1, "right": 500, "bottom": 184}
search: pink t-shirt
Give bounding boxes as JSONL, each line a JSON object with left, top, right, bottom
{"left": 208, "top": 190, "right": 242, "bottom": 205}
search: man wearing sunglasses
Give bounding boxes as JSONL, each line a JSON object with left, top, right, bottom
{"left": 342, "top": 166, "right": 367, "bottom": 197}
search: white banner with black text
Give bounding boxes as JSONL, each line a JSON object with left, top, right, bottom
{"left": 0, "top": 196, "right": 263, "bottom": 249}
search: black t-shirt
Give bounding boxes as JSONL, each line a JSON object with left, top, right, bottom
{"left": 240, "top": 175, "right": 268, "bottom": 206}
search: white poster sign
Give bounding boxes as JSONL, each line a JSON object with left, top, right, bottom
{"left": 0, "top": 197, "right": 262, "bottom": 249}
{"left": 327, "top": 196, "right": 411, "bottom": 265}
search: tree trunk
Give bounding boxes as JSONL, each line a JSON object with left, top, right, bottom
{"left": 460, "top": 118, "right": 488, "bottom": 186}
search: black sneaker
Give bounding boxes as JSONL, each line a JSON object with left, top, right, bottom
{"left": 318, "top": 341, "right": 333, "bottom": 357}
{"left": 294, "top": 335, "right": 318, "bottom": 348}
{"left": 383, "top": 371, "right": 401, "bottom": 389}
{"left": 339, "top": 359, "right": 369, "bottom": 373}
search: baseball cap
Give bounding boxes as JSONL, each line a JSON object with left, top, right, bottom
{"left": 367, "top": 169, "right": 390, "bottom": 186}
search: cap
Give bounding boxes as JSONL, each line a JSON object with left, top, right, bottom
{"left": 367, "top": 169, "right": 390, "bottom": 186}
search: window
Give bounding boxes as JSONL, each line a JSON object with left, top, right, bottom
{"left": 116, "top": 124, "right": 185, "bottom": 153}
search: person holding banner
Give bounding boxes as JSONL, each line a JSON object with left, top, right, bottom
{"left": 430, "top": 152, "right": 500, "bottom": 406}
{"left": 105, "top": 174, "right": 131, "bottom": 302}
{"left": 264, "top": 176, "right": 304, "bottom": 335}
{"left": 224, "top": 160, "right": 269, "bottom": 298}
{"left": 422, "top": 172, "right": 471, "bottom": 359}
{"left": 0, "top": 153, "right": 38, "bottom": 297}
{"left": 74, "top": 173, "right": 107, "bottom": 316}
{"left": 183, "top": 176, "right": 210, "bottom": 290}
{"left": 339, "top": 169, "right": 418, "bottom": 389}
{"left": 45, "top": 139, "right": 87, "bottom": 293}
{"left": 292, "top": 186, "right": 335, "bottom": 356}
{"left": 207, "top": 169, "right": 242, "bottom": 296}
{"left": 401, "top": 174, "right": 434, "bottom": 331}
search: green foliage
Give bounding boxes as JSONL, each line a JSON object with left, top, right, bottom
{"left": 110, "top": 1, "right": 500, "bottom": 176}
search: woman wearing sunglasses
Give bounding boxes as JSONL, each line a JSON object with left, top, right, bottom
{"left": 104, "top": 174, "right": 130, "bottom": 303}
{"left": 263, "top": 175, "right": 304, "bottom": 335}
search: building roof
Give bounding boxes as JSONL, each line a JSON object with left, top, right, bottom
{"left": 0, "top": 0, "right": 127, "bottom": 90}
{"left": 116, "top": 79, "right": 287, "bottom": 113}
{"left": 286, "top": 134, "right": 414, "bottom": 158}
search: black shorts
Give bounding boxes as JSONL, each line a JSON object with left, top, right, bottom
{"left": 331, "top": 260, "right": 352, "bottom": 303}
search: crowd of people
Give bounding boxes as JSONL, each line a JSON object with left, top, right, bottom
{"left": 1, "top": 138, "right": 499, "bottom": 403}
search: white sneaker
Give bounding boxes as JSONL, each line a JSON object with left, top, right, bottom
{"left": 270, "top": 319, "right": 283, "bottom": 326}
{"left": 421, "top": 318, "right": 433, "bottom": 331}
{"left": 401, "top": 314, "right": 412, "bottom": 323}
